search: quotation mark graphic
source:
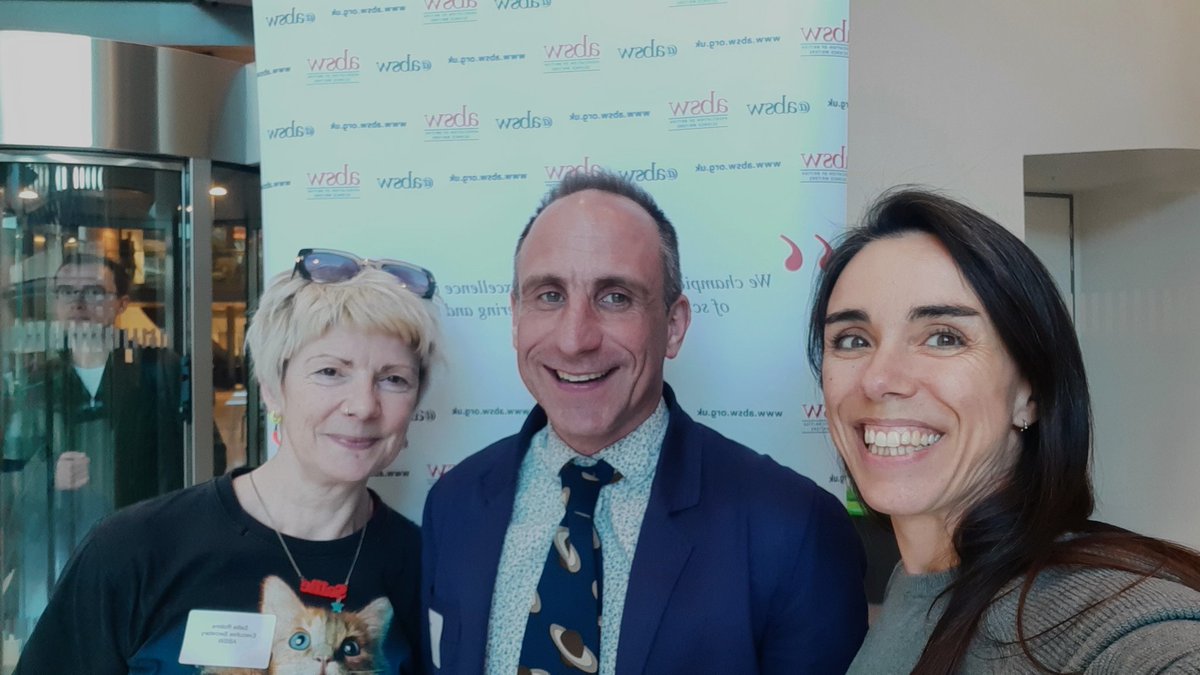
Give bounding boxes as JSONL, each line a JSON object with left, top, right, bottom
{"left": 780, "top": 234, "right": 804, "bottom": 271}
{"left": 816, "top": 234, "right": 832, "bottom": 268}
{"left": 780, "top": 233, "right": 834, "bottom": 271}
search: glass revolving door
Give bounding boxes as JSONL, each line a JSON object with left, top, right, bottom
{"left": 0, "top": 153, "right": 189, "bottom": 654}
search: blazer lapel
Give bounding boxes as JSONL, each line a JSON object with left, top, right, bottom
{"left": 455, "top": 407, "right": 544, "bottom": 668}
{"left": 615, "top": 387, "right": 701, "bottom": 675}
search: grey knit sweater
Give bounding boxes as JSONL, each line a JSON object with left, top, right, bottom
{"left": 849, "top": 564, "right": 1200, "bottom": 674}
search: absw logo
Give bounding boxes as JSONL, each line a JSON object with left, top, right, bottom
{"left": 495, "top": 0, "right": 549, "bottom": 8}
{"left": 746, "top": 95, "right": 809, "bottom": 116}
{"left": 265, "top": 7, "right": 316, "bottom": 26}
{"left": 307, "top": 49, "right": 359, "bottom": 72}
{"left": 377, "top": 172, "right": 434, "bottom": 190}
{"left": 544, "top": 156, "right": 603, "bottom": 181}
{"left": 668, "top": 90, "right": 728, "bottom": 117}
{"left": 425, "top": 0, "right": 476, "bottom": 9}
{"left": 377, "top": 55, "right": 432, "bottom": 73}
{"left": 800, "top": 145, "right": 847, "bottom": 170}
{"left": 495, "top": 111, "right": 552, "bottom": 130}
{"left": 425, "top": 105, "right": 479, "bottom": 128}
{"left": 307, "top": 164, "right": 360, "bottom": 187}
{"left": 617, "top": 39, "right": 677, "bottom": 60}
{"left": 266, "top": 121, "right": 315, "bottom": 140}
{"left": 618, "top": 161, "right": 678, "bottom": 183}
{"left": 544, "top": 35, "right": 600, "bottom": 60}
{"left": 799, "top": 18, "right": 849, "bottom": 43}
{"left": 427, "top": 464, "right": 456, "bottom": 480}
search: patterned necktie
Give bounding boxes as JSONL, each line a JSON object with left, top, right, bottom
{"left": 518, "top": 459, "right": 619, "bottom": 675}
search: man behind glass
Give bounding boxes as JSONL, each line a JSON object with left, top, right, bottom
{"left": 422, "top": 172, "right": 867, "bottom": 675}
{"left": 2, "top": 253, "right": 183, "bottom": 636}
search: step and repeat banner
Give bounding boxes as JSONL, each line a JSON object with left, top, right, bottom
{"left": 252, "top": 0, "right": 850, "bottom": 521}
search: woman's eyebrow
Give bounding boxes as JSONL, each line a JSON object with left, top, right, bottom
{"left": 825, "top": 308, "right": 868, "bottom": 325}
{"left": 909, "top": 304, "right": 980, "bottom": 321}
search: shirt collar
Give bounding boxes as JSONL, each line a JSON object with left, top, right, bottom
{"left": 535, "top": 399, "right": 669, "bottom": 488}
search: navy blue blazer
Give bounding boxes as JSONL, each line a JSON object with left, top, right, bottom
{"left": 422, "top": 385, "right": 867, "bottom": 674}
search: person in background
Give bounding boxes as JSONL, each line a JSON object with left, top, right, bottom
{"left": 2, "top": 253, "right": 183, "bottom": 637}
{"left": 423, "top": 172, "right": 867, "bottom": 675}
{"left": 809, "top": 188, "right": 1200, "bottom": 673}
{"left": 16, "top": 249, "right": 437, "bottom": 674}
{"left": 5, "top": 253, "right": 183, "bottom": 501}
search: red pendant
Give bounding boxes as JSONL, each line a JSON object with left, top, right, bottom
{"left": 299, "top": 578, "right": 348, "bottom": 602}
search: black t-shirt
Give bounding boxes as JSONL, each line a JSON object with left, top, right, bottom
{"left": 16, "top": 469, "right": 422, "bottom": 674}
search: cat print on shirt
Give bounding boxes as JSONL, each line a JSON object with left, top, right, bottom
{"left": 202, "top": 575, "right": 393, "bottom": 675}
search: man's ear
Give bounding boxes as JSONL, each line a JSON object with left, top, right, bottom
{"left": 510, "top": 293, "right": 519, "bottom": 351}
{"left": 664, "top": 294, "right": 691, "bottom": 360}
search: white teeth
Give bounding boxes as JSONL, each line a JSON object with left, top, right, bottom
{"left": 862, "top": 427, "right": 943, "bottom": 456}
{"left": 557, "top": 370, "right": 604, "bottom": 383}
{"left": 862, "top": 428, "right": 942, "bottom": 448}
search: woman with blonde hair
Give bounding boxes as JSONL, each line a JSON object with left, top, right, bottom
{"left": 19, "top": 249, "right": 438, "bottom": 675}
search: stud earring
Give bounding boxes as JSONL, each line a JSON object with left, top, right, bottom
{"left": 269, "top": 410, "right": 282, "bottom": 425}
{"left": 1019, "top": 420, "right": 1029, "bottom": 432}
{"left": 342, "top": 406, "right": 352, "bottom": 416}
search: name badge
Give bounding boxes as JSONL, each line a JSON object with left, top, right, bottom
{"left": 178, "top": 610, "right": 276, "bottom": 669}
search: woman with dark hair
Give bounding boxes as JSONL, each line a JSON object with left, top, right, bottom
{"left": 809, "top": 188, "right": 1200, "bottom": 673}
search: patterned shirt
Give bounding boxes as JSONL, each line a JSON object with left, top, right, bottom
{"left": 484, "top": 400, "right": 669, "bottom": 675}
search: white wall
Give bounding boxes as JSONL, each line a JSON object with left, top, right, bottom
{"left": 1023, "top": 194, "right": 1073, "bottom": 316}
{"left": 851, "top": 4, "right": 1200, "bottom": 548}
{"left": 1073, "top": 176, "right": 1200, "bottom": 548}
{"left": 848, "top": 0, "right": 1200, "bottom": 233}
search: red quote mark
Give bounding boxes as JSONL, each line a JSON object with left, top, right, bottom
{"left": 815, "top": 234, "right": 833, "bottom": 269}
{"left": 780, "top": 234, "right": 803, "bottom": 271}
{"left": 780, "top": 233, "right": 835, "bottom": 271}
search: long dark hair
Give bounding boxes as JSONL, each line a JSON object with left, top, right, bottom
{"left": 808, "top": 188, "right": 1200, "bottom": 673}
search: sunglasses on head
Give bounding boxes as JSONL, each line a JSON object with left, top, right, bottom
{"left": 292, "top": 248, "right": 437, "bottom": 299}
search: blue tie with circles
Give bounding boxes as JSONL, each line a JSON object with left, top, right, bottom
{"left": 518, "top": 459, "right": 619, "bottom": 674}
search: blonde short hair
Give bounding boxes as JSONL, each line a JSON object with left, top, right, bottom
{"left": 245, "top": 268, "right": 439, "bottom": 405}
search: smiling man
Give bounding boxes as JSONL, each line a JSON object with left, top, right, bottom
{"left": 422, "top": 172, "right": 868, "bottom": 675}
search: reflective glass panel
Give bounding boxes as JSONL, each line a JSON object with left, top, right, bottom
{"left": 210, "top": 164, "right": 263, "bottom": 474}
{"left": 0, "top": 158, "right": 187, "bottom": 654}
